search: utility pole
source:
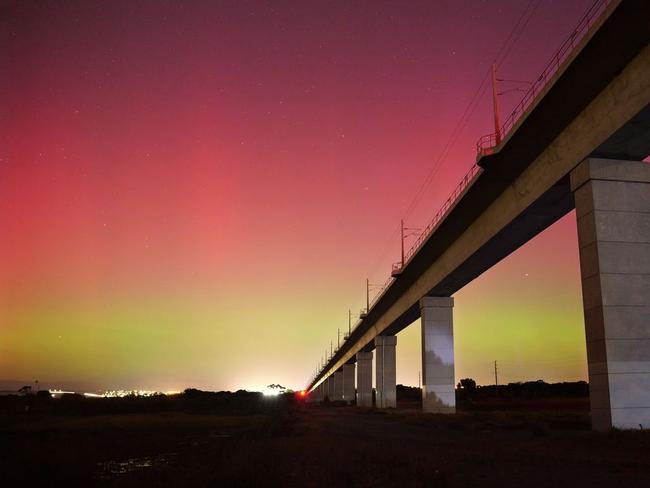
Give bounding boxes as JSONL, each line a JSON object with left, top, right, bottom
{"left": 492, "top": 63, "right": 502, "bottom": 145}
{"left": 397, "top": 221, "right": 421, "bottom": 270}
{"left": 418, "top": 371, "right": 421, "bottom": 389}
{"left": 400, "top": 219, "right": 405, "bottom": 267}
{"left": 494, "top": 360, "right": 499, "bottom": 387}
{"left": 366, "top": 278, "right": 370, "bottom": 312}
{"left": 337, "top": 328, "right": 340, "bottom": 348}
{"left": 330, "top": 341, "right": 333, "bottom": 358}
{"left": 348, "top": 309, "right": 352, "bottom": 334}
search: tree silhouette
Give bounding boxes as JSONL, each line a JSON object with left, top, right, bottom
{"left": 457, "top": 378, "right": 476, "bottom": 391}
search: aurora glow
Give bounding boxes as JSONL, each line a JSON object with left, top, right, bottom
{"left": 1, "top": 0, "right": 593, "bottom": 392}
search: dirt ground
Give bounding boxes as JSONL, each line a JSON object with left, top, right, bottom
{"left": 3, "top": 402, "right": 650, "bottom": 487}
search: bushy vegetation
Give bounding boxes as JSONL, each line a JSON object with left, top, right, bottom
{"left": 396, "top": 380, "right": 589, "bottom": 409}
{"left": 0, "top": 388, "right": 297, "bottom": 418}
{"left": 456, "top": 380, "right": 589, "bottom": 409}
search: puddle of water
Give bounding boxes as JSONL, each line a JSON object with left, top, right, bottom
{"left": 96, "top": 453, "right": 177, "bottom": 480}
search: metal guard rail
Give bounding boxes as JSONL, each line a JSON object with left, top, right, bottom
{"left": 476, "top": 0, "right": 614, "bottom": 158}
{"left": 312, "top": 0, "right": 615, "bottom": 386}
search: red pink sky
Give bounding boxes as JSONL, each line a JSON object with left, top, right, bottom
{"left": 1, "top": 0, "right": 595, "bottom": 392}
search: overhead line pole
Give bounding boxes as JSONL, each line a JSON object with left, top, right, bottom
{"left": 492, "top": 63, "right": 502, "bottom": 145}
{"left": 366, "top": 278, "right": 370, "bottom": 312}
{"left": 400, "top": 219, "right": 405, "bottom": 267}
{"left": 348, "top": 309, "right": 351, "bottom": 335}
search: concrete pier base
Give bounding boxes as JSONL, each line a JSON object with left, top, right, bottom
{"left": 356, "top": 351, "right": 373, "bottom": 407}
{"left": 333, "top": 370, "right": 344, "bottom": 401}
{"left": 571, "top": 158, "right": 650, "bottom": 430}
{"left": 420, "top": 296, "right": 456, "bottom": 413}
{"left": 305, "top": 387, "right": 315, "bottom": 403}
{"left": 375, "top": 335, "right": 397, "bottom": 408}
{"left": 343, "top": 363, "right": 355, "bottom": 403}
{"left": 326, "top": 376, "right": 334, "bottom": 402}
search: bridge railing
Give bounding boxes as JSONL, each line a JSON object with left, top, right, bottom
{"left": 476, "top": 0, "right": 614, "bottom": 158}
{"left": 368, "top": 275, "right": 395, "bottom": 312}
{"left": 313, "top": 0, "right": 615, "bottom": 387}
{"left": 369, "top": 162, "right": 482, "bottom": 309}
{"left": 476, "top": 132, "right": 499, "bottom": 159}
{"left": 397, "top": 163, "right": 481, "bottom": 273}
{"left": 312, "top": 158, "right": 479, "bottom": 384}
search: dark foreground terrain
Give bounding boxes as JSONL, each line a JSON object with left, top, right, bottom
{"left": 2, "top": 390, "right": 650, "bottom": 487}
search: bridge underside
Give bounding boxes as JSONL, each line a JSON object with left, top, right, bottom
{"left": 380, "top": 102, "right": 650, "bottom": 337}
{"left": 310, "top": 0, "right": 650, "bottom": 430}
{"left": 313, "top": 0, "right": 650, "bottom": 375}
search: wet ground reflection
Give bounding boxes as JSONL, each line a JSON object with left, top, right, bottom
{"left": 96, "top": 453, "right": 177, "bottom": 480}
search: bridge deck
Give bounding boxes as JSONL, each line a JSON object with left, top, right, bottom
{"left": 310, "top": 0, "right": 650, "bottom": 391}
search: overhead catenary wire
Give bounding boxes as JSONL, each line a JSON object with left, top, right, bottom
{"left": 364, "top": 0, "right": 543, "bottom": 286}
{"left": 495, "top": 0, "right": 543, "bottom": 69}
{"left": 402, "top": 0, "right": 542, "bottom": 221}
{"left": 318, "top": 1, "right": 548, "bottom": 384}
{"left": 314, "top": 1, "right": 610, "bottom": 388}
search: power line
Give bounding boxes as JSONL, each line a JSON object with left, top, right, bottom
{"left": 403, "top": 0, "right": 543, "bottom": 220}
{"left": 319, "top": 2, "right": 550, "bottom": 382}
{"left": 363, "top": 0, "right": 543, "bottom": 285}
{"left": 496, "top": 0, "right": 542, "bottom": 69}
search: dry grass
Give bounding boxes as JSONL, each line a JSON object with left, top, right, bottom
{"left": 2, "top": 400, "right": 650, "bottom": 487}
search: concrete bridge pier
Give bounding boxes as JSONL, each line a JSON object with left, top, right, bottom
{"left": 343, "top": 363, "right": 356, "bottom": 403}
{"left": 356, "top": 351, "right": 373, "bottom": 407}
{"left": 375, "top": 335, "right": 397, "bottom": 408}
{"left": 326, "top": 376, "right": 334, "bottom": 402}
{"left": 333, "top": 369, "right": 344, "bottom": 401}
{"left": 571, "top": 158, "right": 650, "bottom": 430}
{"left": 420, "top": 296, "right": 456, "bottom": 413}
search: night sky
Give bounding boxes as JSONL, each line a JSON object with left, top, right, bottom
{"left": 1, "top": 0, "right": 595, "bottom": 392}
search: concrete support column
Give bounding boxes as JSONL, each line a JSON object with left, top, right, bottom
{"left": 571, "top": 158, "right": 650, "bottom": 430}
{"left": 343, "top": 363, "right": 356, "bottom": 403}
{"left": 333, "top": 370, "right": 344, "bottom": 401}
{"left": 326, "top": 376, "right": 334, "bottom": 401}
{"left": 420, "top": 296, "right": 456, "bottom": 413}
{"left": 375, "top": 335, "right": 397, "bottom": 408}
{"left": 356, "top": 351, "right": 373, "bottom": 407}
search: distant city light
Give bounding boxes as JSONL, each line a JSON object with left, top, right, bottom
{"left": 48, "top": 389, "right": 75, "bottom": 396}
{"left": 262, "top": 384, "right": 287, "bottom": 396}
{"left": 101, "top": 390, "right": 161, "bottom": 398}
{"left": 48, "top": 389, "right": 180, "bottom": 398}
